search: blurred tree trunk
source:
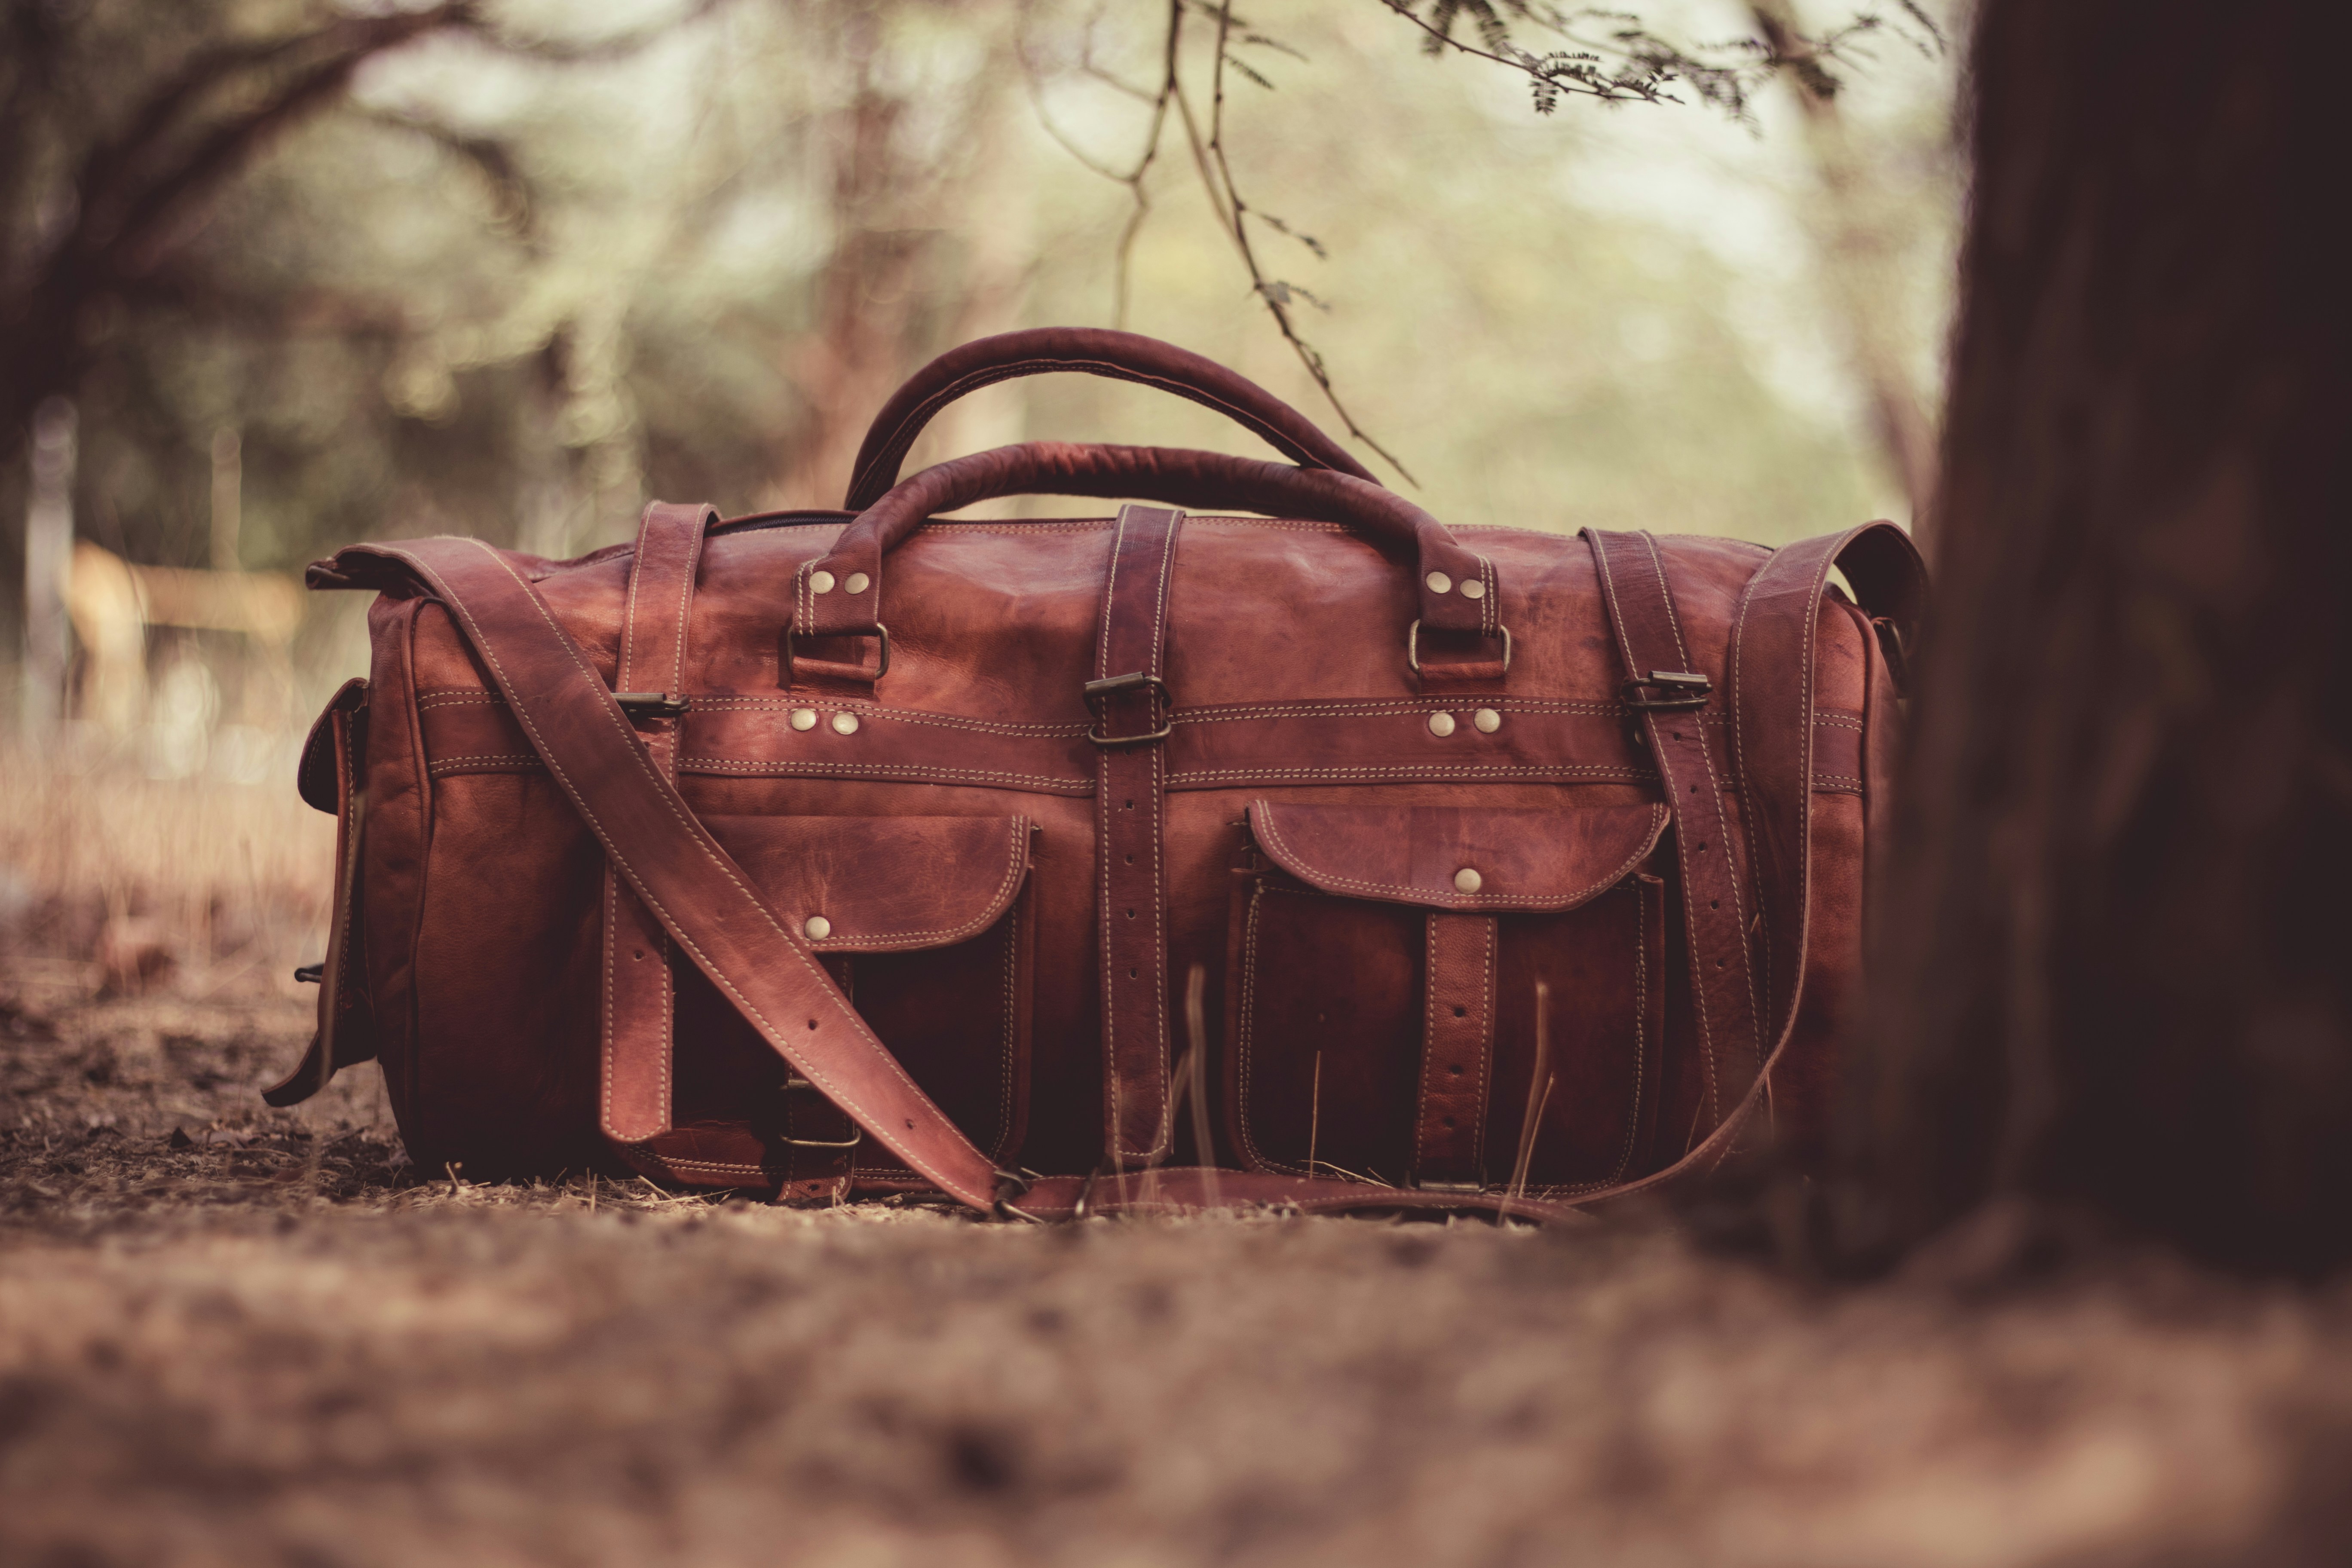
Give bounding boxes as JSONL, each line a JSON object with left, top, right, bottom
{"left": 770, "top": 3, "right": 1022, "bottom": 508}
{"left": 1851, "top": 0, "right": 2352, "bottom": 1271}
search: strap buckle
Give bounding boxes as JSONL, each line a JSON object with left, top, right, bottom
{"left": 783, "top": 623, "right": 891, "bottom": 686}
{"left": 1406, "top": 620, "right": 1513, "bottom": 674}
{"left": 1083, "top": 671, "right": 1173, "bottom": 748}
{"left": 992, "top": 1166, "right": 1045, "bottom": 1222}
{"left": 1620, "top": 670, "right": 1712, "bottom": 711}
{"left": 775, "top": 1075, "right": 865, "bottom": 1150}
{"left": 614, "top": 691, "right": 690, "bottom": 719}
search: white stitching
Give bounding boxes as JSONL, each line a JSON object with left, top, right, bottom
{"left": 1250, "top": 802, "right": 1667, "bottom": 910}
{"left": 1590, "top": 532, "right": 1718, "bottom": 1129}
{"left": 678, "top": 759, "right": 1087, "bottom": 789}
{"left": 418, "top": 541, "right": 979, "bottom": 1204}
{"left": 802, "top": 817, "right": 1030, "bottom": 946}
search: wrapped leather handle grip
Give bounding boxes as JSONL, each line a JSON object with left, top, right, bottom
{"left": 797, "top": 441, "right": 1498, "bottom": 649}
{"left": 843, "top": 328, "right": 1380, "bottom": 511}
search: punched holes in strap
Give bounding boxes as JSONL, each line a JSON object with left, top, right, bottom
{"left": 1093, "top": 503, "right": 1185, "bottom": 1166}
{"left": 1415, "top": 911, "right": 1497, "bottom": 1189}
{"left": 1582, "top": 527, "right": 1764, "bottom": 1137}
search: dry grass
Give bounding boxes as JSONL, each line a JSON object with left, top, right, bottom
{"left": 6, "top": 755, "right": 2352, "bottom": 1566}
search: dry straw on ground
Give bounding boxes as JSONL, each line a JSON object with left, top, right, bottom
{"left": 6, "top": 756, "right": 2352, "bottom": 1567}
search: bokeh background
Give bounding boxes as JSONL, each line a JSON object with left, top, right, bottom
{"left": 0, "top": 0, "right": 1957, "bottom": 989}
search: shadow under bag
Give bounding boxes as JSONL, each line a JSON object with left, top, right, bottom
{"left": 268, "top": 328, "right": 1926, "bottom": 1222}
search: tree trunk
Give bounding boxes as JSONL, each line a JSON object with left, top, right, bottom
{"left": 1850, "top": 0, "right": 2352, "bottom": 1271}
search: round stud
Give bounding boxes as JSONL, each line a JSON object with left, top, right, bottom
{"left": 1453, "top": 867, "right": 1483, "bottom": 894}
{"left": 1427, "top": 711, "right": 1457, "bottom": 737}
{"left": 803, "top": 915, "right": 832, "bottom": 940}
{"left": 1460, "top": 579, "right": 1485, "bottom": 600}
{"left": 831, "top": 712, "right": 860, "bottom": 735}
{"left": 789, "top": 708, "right": 818, "bottom": 732}
{"left": 1473, "top": 708, "right": 1502, "bottom": 734}
{"left": 809, "top": 570, "right": 836, "bottom": 594}
{"left": 844, "top": 572, "right": 870, "bottom": 595}
{"left": 1424, "top": 571, "right": 1452, "bottom": 594}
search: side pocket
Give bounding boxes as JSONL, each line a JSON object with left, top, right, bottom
{"left": 646, "top": 815, "right": 1039, "bottom": 1189}
{"left": 1224, "top": 800, "right": 1669, "bottom": 1194}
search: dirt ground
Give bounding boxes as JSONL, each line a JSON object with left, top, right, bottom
{"left": 6, "top": 957, "right": 2352, "bottom": 1568}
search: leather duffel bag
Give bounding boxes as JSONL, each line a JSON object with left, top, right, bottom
{"left": 266, "top": 328, "right": 1924, "bottom": 1221}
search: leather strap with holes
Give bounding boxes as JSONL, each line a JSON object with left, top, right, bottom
{"left": 1413, "top": 912, "right": 1497, "bottom": 1187}
{"left": 1584, "top": 527, "right": 1765, "bottom": 1138}
{"left": 1091, "top": 504, "right": 1185, "bottom": 1166}
{"left": 600, "top": 502, "right": 714, "bottom": 1147}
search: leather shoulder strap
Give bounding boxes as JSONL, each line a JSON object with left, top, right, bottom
{"left": 1585, "top": 528, "right": 1766, "bottom": 1133}
{"left": 334, "top": 535, "right": 1007, "bottom": 1211}
{"left": 1575, "top": 521, "right": 1926, "bottom": 1202}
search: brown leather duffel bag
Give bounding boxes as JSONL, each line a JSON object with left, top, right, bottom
{"left": 268, "top": 328, "right": 1924, "bottom": 1221}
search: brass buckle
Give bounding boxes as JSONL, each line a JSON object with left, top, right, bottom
{"left": 784, "top": 623, "right": 891, "bottom": 686}
{"left": 615, "top": 691, "right": 690, "bottom": 719}
{"left": 1620, "top": 670, "right": 1712, "bottom": 711}
{"left": 1083, "top": 671, "right": 1173, "bottom": 748}
{"left": 775, "top": 1075, "right": 865, "bottom": 1150}
{"left": 1406, "top": 621, "right": 1513, "bottom": 675}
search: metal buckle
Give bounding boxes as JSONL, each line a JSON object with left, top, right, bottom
{"left": 783, "top": 623, "right": 891, "bottom": 686}
{"left": 775, "top": 1075, "right": 865, "bottom": 1150}
{"left": 1083, "top": 671, "right": 1173, "bottom": 748}
{"left": 1406, "top": 621, "right": 1513, "bottom": 675}
{"left": 992, "top": 1167, "right": 1044, "bottom": 1223}
{"left": 1620, "top": 670, "right": 1712, "bottom": 711}
{"left": 614, "top": 691, "right": 690, "bottom": 719}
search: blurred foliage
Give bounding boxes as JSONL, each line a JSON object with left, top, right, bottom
{"left": 0, "top": 0, "right": 1959, "bottom": 703}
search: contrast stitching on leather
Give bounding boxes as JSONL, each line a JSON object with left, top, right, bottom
{"left": 666, "top": 510, "right": 702, "bottom": 694}
{"left": 1170, "top": 765, "right": 1650, "bottom": 784}
{"left": 428, "top": 754, "right": 541, "bottom": 774}
{"left": 1610, "top": 881, "right": 1646, "bottom": 1184}
{"left": 1473, "top": 915, "right": 1494, "bottom": 1177}
{"left": 1143, "top": 510, "right": 1179, "bottom": 1159}
{"left": 1173, "top": 698, "right": 1623, "bottom": 722}
{"left": 804, "top": 817, "right": 1030, "bottom": 947}
{"left": 1416, "top": 913, "right": 1438, "bottom": 1175}
{"left": 425, "top": 541, "right": 977, "bottom": 1204}
{"left": 677, "top": 758, "right": 1085, "bottom": 789}
{"left": 414, "top": 691, "right": 503, "bottom": 710}
{"left": 1095, "top": 510, "right": 1127, "bottom": 1156}
{"left": 1590, "top": 534, "right": 1718, "bottom": 1129}
{"left": 687, "top": 698, "right": 1091, "bottom": 737}
{"left": 1248, "top": 802, "right": 1667, "bottom": 910}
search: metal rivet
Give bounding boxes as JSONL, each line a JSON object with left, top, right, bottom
{"left": 803, "top": 915, "right": 832, "bottom": 940}
{"left": 790, "top": 708, "right": 817, "bottom": 732}
{"left": 1454, "top": 867, "right": 1482, "bottom": 894}
{"left": 809, "top": 570, "right": 836, "bottom": 594}
{"left": 1473, "top": 708, "right": 1502, "bottom": 733}
{"left": 1427, "top": 712, "right": 1457, "bottom": 737}
{"left": 832, "top": 712, "right": 860, "bottom": 735}
{"left": 844, "top": 572, "right": 870, "bottom": 594}
{"left": 1461, "top": 579, "right": 1485, "bottom": 600}
{"left": 1424, "top": 571, "right": 1452, "bottom": 594}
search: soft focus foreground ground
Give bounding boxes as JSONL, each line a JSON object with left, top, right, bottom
{"left": 7, "top": 766, "right": 2352, "bottom": 1567}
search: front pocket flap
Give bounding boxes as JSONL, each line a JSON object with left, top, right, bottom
{"left": 703, "top": 815, "right": 1033, "bottom": 952}
{"left": 1248, "top": 799, "right": 1668, "bottom": 913}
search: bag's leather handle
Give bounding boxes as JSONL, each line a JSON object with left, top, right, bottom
{"left": 797, "top": 442, "right": 1500, "bottom": 666}
{"left": 844, "top": 327, "right": 1379, "bottom": 511}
